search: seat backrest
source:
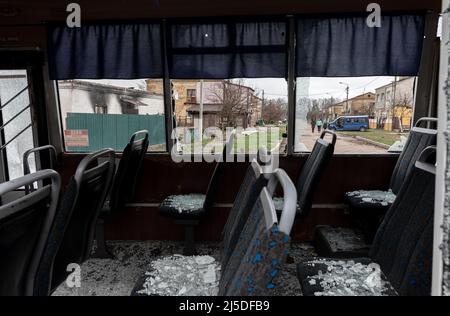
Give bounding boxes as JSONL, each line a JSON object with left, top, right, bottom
{"left": 23, "top": 145, "right": 58, "bottom": 194}
{"left": 0, "top": 170, "right": 60, "bottom": 296}
{"left": 108, "top": 130, "right": 149, "bottom": 213}
{"left": 221, "top": 153, "right": 270, "bottom": 268}
{"left": 219, "top": 169, "right": 296, "bottom": 296}
{"left": 50, "top": 149, "right": 115, "bottom": 291}
{"left": 202, "top": 131, "right": 235, "bottom": 212}
{"left": 370, "top": 147, "right": 436, "bottom": 296}
{"left": 296, "top": 131, "right": 336, "bottom": 216}
{"left": 389, "top": 118, "right": 437, "bottom": 194}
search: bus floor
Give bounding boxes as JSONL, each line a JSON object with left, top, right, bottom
{"left": 52, "top": 241, "right": 318, "bottom": 296}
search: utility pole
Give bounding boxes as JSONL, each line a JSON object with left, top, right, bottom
{"left": 261, "top": 90, "right": 265, "bottom": 120}
{"left": 339, "top": 82, "right": 350, "bottom": 114}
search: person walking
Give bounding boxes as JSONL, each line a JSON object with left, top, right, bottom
{"left": 310, "top": 118, "right": 316, "bottom": 133}
{"left": 316, "top": 118, "right": 323, "bottom": 133}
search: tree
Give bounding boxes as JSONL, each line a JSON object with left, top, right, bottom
{"left": 262, "top": 98, "right": 287, "bottom": 123}
{"left": 208, "top": 80, "right": 257, "bottom": 129}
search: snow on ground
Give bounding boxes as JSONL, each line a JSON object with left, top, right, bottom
{"left": 53, "top": 241, "right": 316, "bottom": 296}
{"left": 347, "top": 190, "right": 396, "bottom": 206}
{"left": 165, "top": 194, "right": 205, "bottom": 213}
{"left": 306, "top": 259, "right": 395, "bottom": 296}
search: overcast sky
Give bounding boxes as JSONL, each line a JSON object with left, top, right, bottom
{"left": 84, "top": 76, "right": 397, "bottom": 102}
{"left": 244, "top": 76, "right": 396, "bottom": 101}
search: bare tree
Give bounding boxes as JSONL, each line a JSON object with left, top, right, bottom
{"left": 208, "top": 80, "right": 257, "bottom": 128}
{"left": 386, "top": 92, "right": 413, "bottom": 132}
{"left": 262, "top": 98, "right": 287, "bottom": 123}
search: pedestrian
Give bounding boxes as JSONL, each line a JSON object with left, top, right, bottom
{"left": 311, "top": 118, "right": 316, "bottom": 133}
{"left": 316, "top": 118, "right": 323, "bottom": 133}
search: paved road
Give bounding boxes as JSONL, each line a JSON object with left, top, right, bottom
{"left": 295, "top": 120, "right": 387, "bottom": 154}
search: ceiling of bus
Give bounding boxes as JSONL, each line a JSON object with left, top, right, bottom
{"left": 0, "top": 0, "right": 442, "bottom": 25}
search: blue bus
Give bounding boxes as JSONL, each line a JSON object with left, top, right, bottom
{"left": 328, "top": 115, "right": 370, "bottom": 132}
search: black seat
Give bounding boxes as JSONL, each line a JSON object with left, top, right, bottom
{"left": 49, "top": 149, "right": 115, "bottom": 292}
{"left": 0, "top": 170, "right": 61, "bottom": 296}
{"left": 23, "top": 145, "right": 58, "bottom": 194}
{"left": 315, "top": 118, "right": 438, "bottom": 258}
{"left": 274, "top": 130, "right": 336, "bottom": 217}
{"left": 158, "top": 133, "right": 234, "bottom": 255}
{"left": 297, "top": 147, "right": 436, "bottom": 296}
{"left": 94, "top": 130, "right": 149, "bottom": 258}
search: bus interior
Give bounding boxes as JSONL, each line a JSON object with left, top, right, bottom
{"left": 0, "top": 0, "right": 449, "bottom": 297}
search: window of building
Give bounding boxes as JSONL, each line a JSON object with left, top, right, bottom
{"left": 186, "top": 89, "right": 197, "bottom": 103}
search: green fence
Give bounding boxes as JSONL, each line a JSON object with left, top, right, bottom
{"left": 66, "top": 112, "right": 166, "bottom": 152}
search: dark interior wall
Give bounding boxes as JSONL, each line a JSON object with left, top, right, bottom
{"left": 0, "top": 0, "right": 442, "bottom": 26}
{"left": 58, "top": 154, "right": 397, "bottom": 242}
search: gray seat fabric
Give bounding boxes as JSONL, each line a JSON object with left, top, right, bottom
{"left": 220, "top": 192, "right": 290, "bottom": 296}
{"left": 298, "top": 149, "right": 435, "bottom": 296}
{"left": 221, "top": 160, "right": 268, "bottom": 268}
{"left": 0, "top": 170, "right": 60, "bottom": 296}
{"left": 50, "top": 149, "right": 115, "bottom": 292}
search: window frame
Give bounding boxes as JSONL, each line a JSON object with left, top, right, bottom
{"left": 49, "top": 13, "right": 434, "bottom": 157}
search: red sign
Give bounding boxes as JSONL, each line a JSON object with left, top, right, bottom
{"left": 64, "top": 130, "right": 89, "bottom": 147}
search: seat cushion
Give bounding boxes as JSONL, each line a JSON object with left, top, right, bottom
{"left": 314, "top": 226, "right": 370, "bottom": 259}
{"left": 159, "top": 194, "right": 206, "bottom": 220}
{"left": 296, "top": 258, "right": 398, "bottom": 296}
{"left": 345, "top": 190, "right": 396, "bottom": 212}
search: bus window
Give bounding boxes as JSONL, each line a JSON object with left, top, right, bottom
{"left": 0, "top": 70, "right": 36, "bottom": 181}
{"left": 57, "top": 79, "right": 167, "bottom": 152}
{"left": 164, "top": 79, "right": 287, "bottom": 155}
{"left": 295, "top": 76, "right": 415, "bottom": 154}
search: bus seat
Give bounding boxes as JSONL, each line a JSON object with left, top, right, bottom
{"left": 0, "top": 170, "right": 61, "bottom": 296}
{"left": 221, "top": 148, "right": 272, "bottom": 269}
{"left": 131, "top": 167, "right": 297, "bottom": 296}
{"left": 296, "top": 147, "right": 435, "bottom": 296}
{"left": 314, "top": 118, "right": 438, "bottom": 259}
{"left": 50, "top": 149, "right": 115, "bottom": 292}
{"left": 94, "top": 130, "right": 149, "bottom": 258}
{"left": 158, "top": 132, "right": 234, "bottom": 256}
{"left": 23, "top": 145, "right": 58, "bottom": 194}
{"left": 273, "top": 130, "right": 336, "bottom": 216}
{"left": 219, "top": 169, "right": 296, "bottom": 296}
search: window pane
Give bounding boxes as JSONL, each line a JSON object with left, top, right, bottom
{"left": 0, "top": 70, "right": 36, "bottom": 180}
{"left": 156, "top": 79, "right": 287, "bottom": 154}
{"left": 58, "top": 79, "right": 166, "bottom": 152}
{"left": 295, "top": 76, "right": 415, "bottom": 154}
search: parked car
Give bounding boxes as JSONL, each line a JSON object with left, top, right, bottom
{"left": 328, "top": 115, "right": 369, "bottom": 132}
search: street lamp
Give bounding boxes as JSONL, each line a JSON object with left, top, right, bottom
{"left": 339, "top": 82, "right": 350, "bottom": 114}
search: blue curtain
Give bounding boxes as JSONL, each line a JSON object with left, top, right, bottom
{"left": 47, "top": 23, "right": 163, "bottom": 79}
{"left": 296, "top": 14, "right": 425, "bottom": 77}
{"left": 168, "top": 21, "right": 287, "bottom": 79}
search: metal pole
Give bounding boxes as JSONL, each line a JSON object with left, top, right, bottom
{"left": 199, "top": 80, "right": 204, "bottom": 141}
